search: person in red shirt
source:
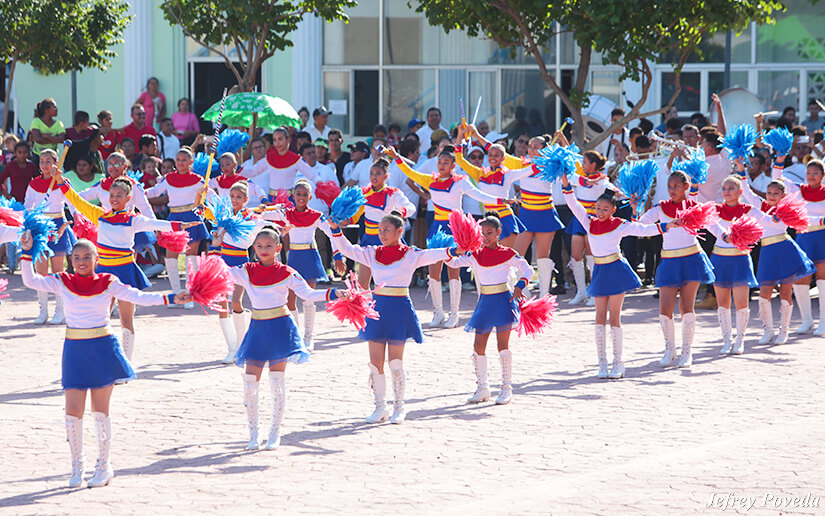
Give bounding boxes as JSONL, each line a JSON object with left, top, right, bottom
{"left": 0, "top": 141, "right": 39, "bottom": 202}
{"left": 120, "top": 104, "right": 156, "bottom": 146}
{"left": 96, "top": 110, "right": 119, "bottom": 160}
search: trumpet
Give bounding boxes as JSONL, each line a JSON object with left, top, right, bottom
{"left": 647, "top": 132, "right": 697, "bottom": 159}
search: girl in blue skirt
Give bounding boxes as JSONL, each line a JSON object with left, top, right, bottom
{"left": 445, "top": 212, "right": 532, "bottom": 404}
{"left": 562, "top": 174, "right": 670, "bottom": 379}
{"left": 329, "top": 212, "right": 460, "bottom": 425}
{"left": 19, "top": 236, "right": 189, "bottom": 488}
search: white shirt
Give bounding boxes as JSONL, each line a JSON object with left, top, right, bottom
{"left": 648, "top": 155, "right": 673, "bottom": 206}
{"left": 415, "top": 124, "right": 448, "bottom": 152}
{"left": 418, "top": 157, "right": 438, "bottom": 212}
{"left": 782, "top": 163, "right": 806, "bottom": 184}
{"left": 697, "top": 151, "right": 731, "bottom": 203}
{"left": 748, "top": 172, "right": 771, "bottom": 194}
{"left": 158, "top": 132, "right": 181, "bottom": 161}
{"left": 228, "top": 261, "right": 333, "bottom": 310}
{"left": 297, "top": 162, "right": 339, "bottom": 216}
{"left": 241, "top": 157, "right": 271, "bottom": 193}
{"left": 595, "top": 127, "right": 630, "bottom": 162}
{"left": 351, "top": 159, "right": 373, "bottom": 188}
{"left": 306, "top": 124, "right": 331, "bottom": 142}
{"left": 387, "top": 161, "right": 419, "bottom": 211}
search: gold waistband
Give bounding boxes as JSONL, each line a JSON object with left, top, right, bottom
{"left": 290, "top": 243, "right": 315, "bottom": 251}
{"left": 480, "top": 283, "right": 509, "bottom": 295}
{"left": 661, "top": 244, "right": 701, "bottom": 259}
{"left": 593, "top": 252, "right": 621, "bottom": 265}
{"left": 251, "top": 306, "right": 290, "bottom": 320}
{"left": 373, "top": 286, "right": 410, "bottom": 296}
{"left": 712, "top": 245, "right": 747, "bottom": 256}
{"left": 44, "top": 212, "right": 64, "bottom": 219}
{"left": 807, "top": 224, "right": 825, "bottom": 232}
{"left": 65, "top": 326, "right": 112, "bottom": 340}
{"left": 169, "top": 203, "right": 195, "bottom": 213}
{"left": 761, "top": 234, "right": 790, "bottom": 246}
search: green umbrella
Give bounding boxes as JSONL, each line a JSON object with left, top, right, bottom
{"left": 201, "top": 92, "right": 301, "bottom": 133}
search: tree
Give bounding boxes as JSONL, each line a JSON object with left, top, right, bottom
{"left": 0, "top": 0, "right": 131, "bottom": 131}
{"left": 161, "top": 0, "right": 356, "bottom": 93}
{"left": 413, "top": 0, "right": 784, "bottom": 149}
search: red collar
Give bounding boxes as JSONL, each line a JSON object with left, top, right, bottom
{"left": 266, "top": 149, "right": 300, "bottom": 169}
{"left": 165, "top": 171, "right": 203, "bottom": 188}
{"left": 480, "top": 168, "right": 505, "bottom": 185}
{"left": 99, "top": 210, "right": 135, "bottom": 224}
{"left": 285, "top": 208, "right": 322, "bottom": 227}
{"left": 28, "top": 176, "right": 57, "bottom": 194}
{"left": 716, "top": 203, "right": 751, "bottom": 221}
{"left": 589, "top": 217, "right": 624, "bottom": 235}
{"left": 57, "top": 272, "right": 113, "bottom": 296}
{"left": 216, "top": 174, "right": 247, "bottom": 189}
{"left": 245, "top": 262, "right": 292, "bottom": 287}
{"left": 472, "top": 245, "right": 516, "bottom": 267}
{"left": 363, "top": 186, "right": 397, "bottom": 208}
{"left": 659, "top": 199, "right": 696, "bottom": 218}
{"left": 375, "top": 244, "right": 410, "bottom": 265}
{"left": 100, "top": 175, "right": 136, "bottom": 191}
{"left": 429, "top": 175, "right": 463, "bottom": 191}
{"left": 761, "top": 201, "right": 777, "bottom": 215}
{"left": 800, "top": 184, "right": 825, "bottom": 202}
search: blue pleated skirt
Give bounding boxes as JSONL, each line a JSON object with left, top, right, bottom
{"left": 519, "top": 207, "right": 565, "bottom": 233}
{"left": 796, "top": 228, "right": 825, "bottom": 264}
{"left": 235, "top": 314, "right": 309, "bottom": 367}
{"left": 498, "top": 213, "right": 527, "bottom": 239}
{"left": 465, "top": 291, "right": 519, "bottom": 334}
{"left": 358, "top": 294, "right": 423, "bottom": 344}
{"left": 62, "top": 334, "right": 135, "bottom": 390}
{"left": 48, "top": 217, "right": 76, "bottom": 256}
{"left": 756, "top": 238, "right": 815, "bottom": 286}
{"left": 587, "top": 257, "right": 642, "bottom": 297}
{"left": 168, "top": 210, "right": 209, "bottom": 242}
{"left": 221, "top": 253, "right": 249, "bottom": 267}
{"left": 360, "top": 233, "right": 381, "bottom": 246}
{"left": 427, "top": 219, "right": 451, "bottom": 239}
{"left": 565, "top": 216, "right": 587, "bottom": 236}
{"left": 655, "top": 250, "right": 715, "bottom": 288}
{"left": 96, "top": 261, "right": 151, "bottom": 290}
{"left": 287, "top": 248, "right": 328, "bottom": 282}
{"left": 132, "top": 231, "right": 156, "bottom": 253}
{"left": 710, "top": 252, "right": 758, "bottom": 288}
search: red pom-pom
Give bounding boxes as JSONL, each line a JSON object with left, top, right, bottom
{"left": 728, "top": 215, "right": 763, "bottom": 252}
{"left": 273, "top": 189, "right": 294, "bottom": 209}
{"left": 0, "top": 278, "right": 9, "bottom": 303}
{"left": 0, "top": 208, "right": 23, "bottom": 227}
{"left": 448, "top": 210, "right": 483, "bottom": 253}
{"left": 325, "top": 272, "right": 380, "bottom": 330}
{"left": 157, "top": 230, "right": 191, "bottom": 254}
{"left": 315, "top": 181, "right": 341, "bottom": 208}
{"left": 515, "top": 295, "right": 558, "bottom": 338}
{"left": 72, "top": 214, "right": 98, "bottom": 243}
{"left": 186, "top": 254, "right": 234, "bottom": 312}
{"left": 775, "top": 195, "right": 809, "bottom": 232}
{"left": 675, "top": 202, "right": 717, "bottom": 236}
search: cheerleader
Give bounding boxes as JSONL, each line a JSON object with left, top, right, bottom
{"left": 145, "top": 148, "right": 209, "bottom": 304}
{"left": 637, "top": 170, "right": 716, "bottom": 368}
{"left": 384, "top": 145, "right": 508, "bottom": 328}
{"left": 444, "top": 212, "right": 531, "bottom": 403}
{"left": 19, "top": 235, "right": 189, "bottom": 487}
{"left": 562, "top": 174, "right": 671, "bottom": 378}
{"left": 24, "top": 148, "right": 77, "bottom": 325}
{"left": 208, "top": 152, "right": 268, "bottom": 205}
{"left": 328, "top": 212, "right": 460, "bottom": 424}
{"left": 215, "top": 227, "right": 344, "bottom": 450}
{"left": 79, "top": 152, "right": 154, "bottom": 215}
{"left": 241, "top": 127, "right": 317, "bottom": 200}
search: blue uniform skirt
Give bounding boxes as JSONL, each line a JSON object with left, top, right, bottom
{"left": 358, "top": 294, "right": 423, "bottom": 344}
{"left": 427, "top": 219, "right": 451, "bottom": 239}
{"left": 710, "top": 251, "right": 758, "bottom": 288}
{"left": 132, "top": 231, "right": 156, "bottom": 253}
{"left": 497, "top": 213, "right": 527, "bottom": 239}
{"left": 62, "top": 333, "right": 135, "bottom": 390}
{"left": 220, "top": 242, "right": 249, "bottom": 267}
{"left": 756, "top": 237, "right": 815, "bottom": 286}
{"left": 587, "top": 257, "right": 642, "bottom": 297}
{"left": 519, "top": 207, "right": 565, "bottom": 233}
{"left": 235, "top": 313, "right": 309, "bottom": 367}
{"left": 287, "top": 247, "right": 329, "bottom": 282}
{"left": 168, "top": 210, "right": 209, "bottom": 243}
{"left": 48, "top": 217, "right": 76, "bottom": 256}
{"left": 655, "top": 249, "right": 715, "bottom": 288}
{"left": 565, "top": 216, "right": 587, "bottom": 236}
{"left": 465, "top": 291, "right": 519, "bottom": 334}
{"left": 796, "top": 227, "right": 825, "bottom": 264}
{"left": 360, "top": 233, "right": 381, "bottom": 246}
{"left": 97, "top": 261, "right": 151, "bottom": 290}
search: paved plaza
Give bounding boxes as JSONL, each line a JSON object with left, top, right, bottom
{"left": 0, "top": 273, "right": 823, "bottom": 515}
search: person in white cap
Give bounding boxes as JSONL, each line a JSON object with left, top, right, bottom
{"left": 306, "top": 106, "right": 332, "bottom": 142}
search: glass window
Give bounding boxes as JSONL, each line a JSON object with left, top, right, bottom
{"left": 683, "top": 29, "right": 751, "bottom": 64}
{"left": 437, "top": 70, "right": 466, "bottom": 128}
{"left": 808, "top": 70, "right": 825, "bottom": 106}
{"left": 501, "top": 70, "right": 556, "bottom": 137}
{"left": 757, "top": 0, "right": 825, "bottom": 63}
{"left": 354, "top": 70, "right": 379, "bottom": 136}
{"left": 662, "top": 72, "right": 700, "bottom": 113}
{"left": 324, "top": 71, "right": 350, "bottom": 134}
{"left": 324, "top": 0, "right": 379, "bottom": 65}
{"left": 383, "top": 69, "right": 435, "bottom": 134}
{"left": 707, "top": 71, "right": 749, "bottom": 104}
{"left": 758, "top": 70, "right": 799, "bottom": 113}
{"left": 590, "top": 70, "right": 622, "bottom": 106}
{"left": 469, "top": 71, "right": 497, "bottom": 129}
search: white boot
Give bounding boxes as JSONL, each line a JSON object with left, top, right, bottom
{"left": 66, "top": 415, "right": 85, "bottom": 488}
{"left": 595, "top": 324, "right": 608, "bottom": 378}
{"left": 164, "top": 257, "right": 182, "bottom": 309}
{"left": 585, "top": 256, "right": 596, "bottom": 306}
{"left": 793, "top": 284, "right": 814, "bottom": 334}
{"left": 496, "top": 349, "right": 513, "bottom": 404}
{"left": 121, "top": 328, "right": 134, "bottom": 362}
{"left": 428, "top": 278, "right": 446, "bottom": 327}
{"left": 444, "top": 279, "right": 461, "bottom": 328}
{"left": 87, "top": 412, "right": 113, "bottom": 488}
{"left": 34, "top": 291, "right": 49, "bottom": 324}
{"left": 537, "top": 258, "right": 554, "bottom": 297}
{"left": 678, "top": 312, "right": 696, "bottom": 368}
{"left": 49, "top": 295, "right": 65, "bottom": 325}
{"left": 608, "top": 327, "right": 625, "bottom": 379}
{"left": 304, "top": 302, "right": 316, "bottom": 351}
{"left": 467, "top": 353, "right": 491, "bottom": 403}
{"left": 815, "top": 279, "right": 825, "bottom": 336}
{"left": 183, "top": 256, "right": 198, "bottom": 309}
{"left": 718, "top": 306, "right": 733, "bottom": 354}
{"left": 365, "top": 363, "right": 389, "bottom": 423}
{"left": 659, "top": 315, "right": 677, "bottom": 366}
{"left": 290, "top": 309, "right": 300, "bottom": 332}
{"left": 776, "top": 299, "right": 792, "bottom": 344}
{"left": 569, "top": 259, "right": 587, "bottom": 305}
{"left": 233, "top": 309, "right": 251, "bottom": 345}
{"left": 219, "top": 317, "right": 237, "bottom": 364}
{"left": 758, "top": 297, "right": 775, "bottom": 344}
{"left": 732, "top": 308, "right": 749, "bottom": 355}
{"left": 264, "top": 371, "right": 285, "bottom": 450}
{"left": 242, "top": 373, "right": 260, "bottom": 450}
{"left": 389, "top": 359, "right": 407, "bottom": 424}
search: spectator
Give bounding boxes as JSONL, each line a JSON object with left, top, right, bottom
{"left": 802, "top": 99, "right": 824, "bottom": 135}
{"left": 387, "top": 123, "right": 402, "bottom": 147}
{"left": 295, "top": 131, "right": 312, "bottom": 150}
{"left": 297, "top": 143, "right": 338, "bottom": 216}
{"left": 595, "top": 108, "right": 629, "bottom": 161}
{"left": 637, "top": 118, "right": 654, "bottom": 135}
{"left": 629, "top": 127, "right": 643, "bottom": 153}
{"left": 511, "top": 132, "right": 529, "bottom": 158}
{"left": 160, "top": 157, "right": 175, "bottom": 177}
{"left": 64, "top": 111, "right": 99, "bottom": 172}
{"left": 121, "top": 104, "right": 156, "bottom": 146}
{"left": 655, "top": 105, "right": 679, "bottom": 133}
{"left": 314, "top": 138, "right": 330, "bottom": 164}
{"left": 29, "top": 98, "right": 66, "bottom": 159}
{"left": 96, "top": 110, "right": 118, "bottom": 160}
{"left": 135, "top": 77, "right": 166, "bottom": 129}
{"left": 172, "top": 98, "right": 200, "bottom": 145}
{"left": 327, "top": 129, "right": 350, "bottom": 184}
{"left": 298, "top": 106, "right": 310, "bottom": 129}
{"left": 132, "top": 134, "right": 158, "bottom": 171}
{"left": 138, "top": 156, "right": 161, "bottom": 188}
{"left": 689, "top": 112, "right": 709, "bottom": 130}
{"left": 415, "top": 107, "right": 447, "bottom": 149}
{"left": 682, "top": 124, "right": 700, "bottom": 148}
{"left": 477, "top": 120, "right": 490, "bottom": 138}
{"left": 157, "top": 117, "right": 181, "bottom": 160}
{"left": 407, "top": 118, "right": 424, "bottom": 134}
{"left": 777, "top": 106, "right": 797, "bottom": 130}
{"left": 240, "top": 136, "right": 271, "bottom": 197}
{"left": 342, "top": 141, "right": 369, "bottom": 187}
{"left": 306, "top": 106, "right": 332, "bottom": 141}
{"left": 372, "top": 124, "right": 387, "bottom": 141}
{"left": 63, "top": 155, "right": 104, "bottom": 202}
{"left": 747, "top": 153, "right": 770, "bottom": 197}
{"left": 118, "top": 137, "right": 137, "bottom": 166}
{"left": 0, "top": 141, "right": 38, "bottom": 202}
{"left": 65, "top": 111, "right": 93, "bottom": 141}
{"left": 2, "top": 133, "right": 18, "bottom": 166}
{"left": 665, "top": 117, "right": 683, "bottom": 136}
{"left": 783, "top": 135, "right": 812, "bottom": 183}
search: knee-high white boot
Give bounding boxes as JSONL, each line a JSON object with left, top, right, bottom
{"left": 121, "top": 328, "right": 135, "bottom": 362}
{"left": 678, "top": 312, "right": 696, "bottom": 368}
{"left": 304, "top": 302, "right": 316, "bottom": 351}
{"left": 659, "top": 315, "right": 677, "bottom": 366}
{"left": 569, "top": 259, "right": 587, "bottom": 305}
{"left": 49, "top": 295, "right": 65, "bottom": 325}
{"left": 608, "top": 327, "right": 625, "bottom": 379}
{"left": 242, "top": 373, "right": 260, "bottom": 450}
{"left": 732, "top": 308, "right": 749, "bottom": 355}
{"left": 264, "top": 371, "right": 285, "bottom": 450}
{"left": 365, "top": 363, "right": 389, "bottom": 423}
{"left": 815, "top": 279, "right": 825, "bottom": 336}
{"left": 66, "top": 415, "right": 85, "bottom": 488}
{"left": 164, "top": 257, "right": 181, "bottom": 293}
{"left": 595, "top": 324, "right": 608, "bottom": 378}
{"left": 776, "top": 299, "right": 793, "bottom": 344}
{"left": 428, "top": 277, "right": 446, "bottom": 327}
{"left": 496, "top": 350, "right": 513, "bottom": 404}
{"left": 389, "top": 359, "right": 406, "bottom": 424}
{"left": 444, "top": 279, "right": 461, "bottom": 328}
{"left": 232, "top": 310, "right": 250, "bottom": 351}
{"left": 467, "top": 353, "right": 491, "bottom": 403}
{"left": 219, "top": 317, "right": 237, "bottom": 364}
{"left": 758, "top": 297, "right": 775, "bottom": 345}
{"left": 718, "top": 306, "right": 733, "bottom": 354}
{"left": 793, "top": 284, "right": 814, "bottom": 334}
{"left": 34, "top": 291, "right": 49, "bottom": 324}
{"left": 537, "top": 258, "right": 554, "bottom": 297}
{"left": 87, "top": 412, "right": 113, "bottom": 488}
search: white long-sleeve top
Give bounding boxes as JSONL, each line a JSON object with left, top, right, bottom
{"left": 240, "top": 156, "right": 271, "bottom": 193}
{"left": 213, "top": 207, "right": 282, "bottom": 250}
{"left": 773, "top": 172, "right": 825, "bottom": 220}
{"left": 445, "top": 245, "right": 532, "bottom": 287}
{"left": 739, "top": 179, "right": 798, "bottom": 239}
{"left": 565, "top": 191, "right": 666, "bottom": 256}
{"left": 356, "top": 185, "right": 417, "bottom": 227}
{"left": 24, "top": 176, "right": 77, "bottom": 216}
{"left": 297, "top": 162, "right": 339, "bottom": 216}
{"left": 243, "top": 149, "right": 316, "bottom": 193}
{"left": 145, "top": 171, "right": 204, "bottom": 208}
{"left": 208, "top": 173, "right": 268, "bottom": 206}
{"left": 227, "top": 261, "right": 335, "bottom": 309}
{"left": 570, "top": 173, "right": 617, "bottom": 215}
{"left": 0, "top": 224, "right": 19, "bottom": 244}
{"left": 21, "top": 254, "right": 173, "bottom": 328}
{"left": 637, "top": 198, "right": 702, "bottom": 250}
{"left": 79, "top": 176, "right": 155, "bottom": 218}
{"left": 706, "top": 202, "right": 774, "bottom": 249}
{"left": 265, "top": 207, "right": 331, "bottom": 247}
{"left": 455, "top": 147, "right": 537, "bottom": 217}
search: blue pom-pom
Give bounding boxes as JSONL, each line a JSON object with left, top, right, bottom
{"left": 533, "top": 144, "right": 582, "bottom": 183}
{"left": 720, "top": 124, "right": 760, "bottom": 162}
{"left": 21, "top": 202, "right": 57, "bottom": 261}
{"left": 205, "top": 196, "right": 255, "bottom": 241}
{"left": 0, "top": 197, "right": 24, "bottom": 212}
{"left": 426, "top": 226, "right": 455, "bottom": 249}
{"left": 192, "top": 152, "right": 219, "bottom": 176}
{"left": 672, "top": 149, "right": 709, "bottom": 185}
{"left": 618, "top": 160, "right": 658, "bottom": 214}
{"left": 763, "top": 127, "right": 793, "bottom": 156}
{"left": 216, "top": 129, "right": 251, "bottom": 156}
{"left": 329, "top": 186, "right": 366, "bottom": 223}
{"left": 126, "top": 169, "right": 144, "bottom": 183}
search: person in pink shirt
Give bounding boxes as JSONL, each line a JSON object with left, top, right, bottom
{"left": 134, "top": 77, "right": 166, "bottom": 129}
{"left": 171, "top": 98, "right": 200, "bottom": 146}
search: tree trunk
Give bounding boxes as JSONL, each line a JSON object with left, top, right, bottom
{"left": 2, "top": 54, "right": 18, "bottom": 135}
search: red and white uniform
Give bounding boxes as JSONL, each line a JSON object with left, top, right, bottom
{"left": 637, "top": 199, "right": 703, "bottom": 251}
{"left": 244, "top": 149, "right": 317, "bottom": 195}
{"left": 706, "top": 203, "right": 773, "bottom": 248}
{"left": 227, "top": 262, "right": 336, "bottom": 308}
{"left": 208, "top": 173, "right": 268, "bottom": 205}
{"left": 79, "top": 176, "right": 155, "bottom": 217}
{"left": 445, "top": 245, "right": 532, "bottom": 287}
{"left": 265, "top": 208, "right": 331, "bottom": 250}
{"left": 145, "top": 171, "right": 204, "bottom": 210}
{"left": 355, "top": 185, "right": 416, "bottom": 237}
{"left": 24, "top": 176, "right": 78, "bottom": 217}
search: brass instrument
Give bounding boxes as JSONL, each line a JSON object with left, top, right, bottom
{"left": 647, "top": 132, "right": 697, "bottom": 159}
